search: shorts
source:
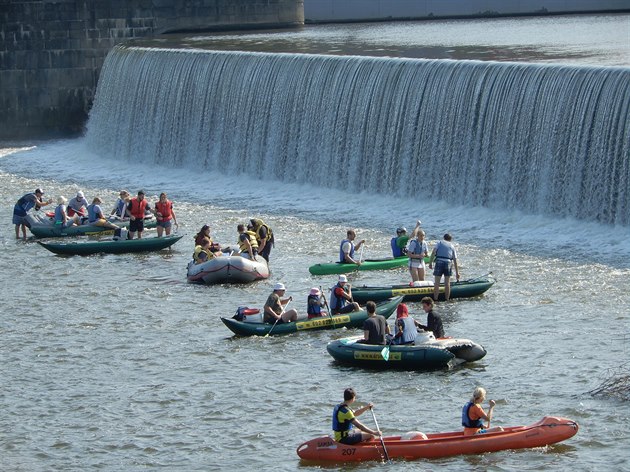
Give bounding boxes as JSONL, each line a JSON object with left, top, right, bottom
{"left": 409, "top": 258, "right": 425, "bottom": 269}
{"left": 338, "top": 431, "right": 363, "bottom": 445}
{"left": 332, "top": 305, "right": 355, "bottom": 315}
{"left": 89, "top": 219, "right": 106, "bottom": 227}
{"left": 433, "top": 259, "right": 453, "bottom": 277}
{"left": 129, "top": 218, "right": 145, "bottom": 233}
{"left": 157, "top": 219, "right": 172, "bottom": 229}
{"left": 13, "top": 214, "right": 30, "bottom": 226}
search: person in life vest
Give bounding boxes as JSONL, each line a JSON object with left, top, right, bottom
{"left": 110, "top": 190, "right": 130, "bottom": 220}
{"left": 462, "top": 387, "right": 504, "bottom": 436}
{"left": 13, "top": 188, "right": 53, "bottom": 239}
{"left": 249, "top": 218, "right": 274, "bottom": 263}
{"left": 53, "top": 196, "right": 79, "bottom": 229}
{"left": 307, "top": 287, "right": 328, "bottom": 319}
{"left": 417, "top": 297, "right": 445, "bottom": 339}
{"left": 237, "top": 224, "right": 258, "bottom": 260}
{"left": 332, "top": 388, "right": 381, "bottom": 445}
{"left": 406, "top": 221, "right": 428, "bottom": 282}
{"left": 391, "top": 303, "right": 422, "bottom": 345}
{"left": 126, "top": 190, "right": 151, "bottom": 239}
{"left": 329, "top": 275, "right": 361, "bottom": 315}
{"left": 87, "top": 197, "right": 119, "bottom": 230}
{"left": 154, "top": 192, "right": 178, "bottom": 237}
{"left": 390, "top": 226, "right": 409, "bottom": 257}
{"left": 67, "top": 191, "right": 89, "bottom": 218}
{"left": 193, "top": 237, "right": 222, "bottom": 264}
{"left": 428, "top": 233, "right": 460, "bottom": 301}
{"left": 340, "top": 229, "right": 365, "bottom": 265}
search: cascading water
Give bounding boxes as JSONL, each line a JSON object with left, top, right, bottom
{"left": 86, "top": 45, "right": 630, "bottom": 226}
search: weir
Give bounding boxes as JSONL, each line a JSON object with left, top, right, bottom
{"left": 86, "top": 46, "right": 630, "bottom": 226}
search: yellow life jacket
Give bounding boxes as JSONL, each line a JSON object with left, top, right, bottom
{"left": 239, "top": 230, "right": 259, "bottom": 252}
{"left": 252, "top": 218, "right": 273, "bottom": 244}
{"left": 193, "top": 245, "right": 214, "bottom": 263}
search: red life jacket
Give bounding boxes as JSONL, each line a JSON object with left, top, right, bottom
{"left": 128, "top": 197, "right": 147, "bottom": 219}
{"left": 155, "top": 200, "right": 173, "bottom": 221}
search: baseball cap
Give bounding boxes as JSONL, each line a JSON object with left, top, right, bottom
{"left": 273, "top": 282, "right": 286, "bottom": 291}
{"left": 77, "top": 191, "right": 84, "bottom": 198}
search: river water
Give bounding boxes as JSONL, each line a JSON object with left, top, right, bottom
{"left": 1, "top": 14, "right": 629, "bottom": 472}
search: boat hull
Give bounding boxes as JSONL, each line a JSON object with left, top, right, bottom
{"left": 220, "top": 296, "right": 403, "bottom": 336}
{"left": 297, "top": 416, "right": 579, "bottom": 462}
{"left": 37, "top": 234, "right": 183, "bottom": 255}
{"left": 308, "top": 256, "right": 411, "bottom": 275}
{"left": 28, "top": 214, "right": 157, "bottom": 238}
{"left": 187, "top": 255, "right": 270, "bottom": 284}
{"left": 351, "top": 277, "right": 495, "bottom": 303}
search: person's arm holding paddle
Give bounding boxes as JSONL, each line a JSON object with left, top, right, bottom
{"left": 351, "top": 403, "right": 381, "bottom": 437}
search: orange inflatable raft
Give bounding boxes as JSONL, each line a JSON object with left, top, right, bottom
{"left": 296, "top": 416, "right": 578, "bottom": 462}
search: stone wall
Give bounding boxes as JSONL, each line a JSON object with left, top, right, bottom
{"left": 305, "top": 0, "right": 630, "bottom": 23}
{"left": 0, "top": 0, "right": 304, "bottom": 140}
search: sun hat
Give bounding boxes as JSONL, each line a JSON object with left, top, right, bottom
{"left": 309, "top": 287, "right": 320, "bottom": 296}
{"left": 338, "top": 275, "right": 348, "bottom": 283}
{"left": 396, "top": 303, "right": 409, "bottom": 319}
{"left": 77, "top": 191, "right": 84, "bottom": 198}
{"left": 273, "top": 282, "right": 286, "bottom": 291}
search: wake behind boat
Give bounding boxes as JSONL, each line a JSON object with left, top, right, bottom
{"left": 221, "top": 296, "right": 403, "bottom": 336}
{"left": 296, "top": 416, "right": 578, "bottom": 462}
{"left": 187, "top": 254, "right": 270, "bottom": 284}
{"left": 37, "top": 234, "right": 183, "bottom": 256}
{"left": 351, "top": 275, "right": 495, "bottom": 303}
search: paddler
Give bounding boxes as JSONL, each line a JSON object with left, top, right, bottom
{"left": 332, "top": 388, "right": 381, "bottom": 444}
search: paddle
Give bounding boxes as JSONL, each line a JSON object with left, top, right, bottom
{"left": 320, "top": 286, "right": 335, "bottom": 326}
{"left": 358, "top": 244, "right": 365, "bottom": 264}
{"left": 265, "top": 299, "right": 291, "bottom": 337}
{"left": 464, "top": 271, "right": 494, "bottom": 284}
{"left": 381, "top": 337, "right": 390, "bottom": 361}
{"left": 487, "top": 399, "right": 496, "bottom": 428}
{"left": 370, "top": 407, "right": 389, "bottom": 462}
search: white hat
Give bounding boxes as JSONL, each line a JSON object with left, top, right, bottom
{"left": 309, "top": 287, "right": 320, "bottom": 296}
{"left": 273, "top": 282, "right": 286, "bottom": 291}
{"left": 338, "top": 275, "right": 348, "bottom": 283}
{"left": 77, "top": 191, "right": 84, "bottom": 198}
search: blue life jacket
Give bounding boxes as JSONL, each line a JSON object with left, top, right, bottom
{"left": 14, "top": 193, "right": 37, "bottom": 216}
{"left": 329, "top": 283, "right": 347, "bottom": 312}
{"left": 54, "top": 204, "right": 65, "bottom": 224}
{"left": 391, "top": 237, "right": 404, "bottom": 257}
{"left": 435, "top": 240, "right": 455, "bottom": 261}
{"left": 395, "top": 317, "right": 417, "bottom": 344}
{"left": 87, "top": 204, "right": 100, "bottom": 223}
{"left": 114, "top": 199, "right": 126, "bottom": 217}
{"left": 332, "top": 403, "right": 353, "bottom": 436}
{"left": 307, "top": 294, "right": 322, "bottom": 316}
{"left": 339, "top": 239, "right": 354, "bottom": 263}
{"left": 462, "top": 402, "right": 484, "bottom": 428}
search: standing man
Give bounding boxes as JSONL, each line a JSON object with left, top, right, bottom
{"left": 329, "top": 275, "right": 361, "bottom": 315}
{"left": 332, "top": 388, "right": 381, "bottom": 444}
{"left": 154, "top": 192, "right": 178, "bottom": 237}
{"left": 429, "top": 233, "right": 460, "bottom": 301}
{"left": 361, "top": 301, "right": 390, "bottom": 345}
{"left": 126, "top": 190, "right": 150, "bottom": 240}
{"left": 263, "top": 283, "right": 298, "bottom": 324}
{"left": 250, "top": 218, "right": 274, "bottom": 263}
{"left": 13, "top": 188, "right": 52, "bottom": 239}
{"left": 340, "top": 229, "right": 365, "bottom": 265}
{"left": 417, "top": 297, "right": 445, "bottom": 339}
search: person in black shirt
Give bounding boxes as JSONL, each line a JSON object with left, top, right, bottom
{"left": 418, "top": 297, "right": 445, "bottom": 338}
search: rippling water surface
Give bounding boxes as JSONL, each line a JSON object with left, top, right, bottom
{"left": 2, "top": 13, "right": 630, "bottom": 472}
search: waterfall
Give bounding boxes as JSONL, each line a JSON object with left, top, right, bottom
{"left": 86, "top": 45, "right": 630, "bottom": 226}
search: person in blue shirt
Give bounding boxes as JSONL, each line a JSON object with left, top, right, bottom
{"left": 12, "top": 188, "right": 52, "bottom": 239}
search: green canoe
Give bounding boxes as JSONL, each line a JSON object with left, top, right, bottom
{"left": 220, "top": 296, "right": 403, "bottom": 337}
{"left": 309, "top": 256, "right": 412, "bottom": 275}
{"left": 37, "top": 234, "right": 183, "bottom": 256}
{"left": 351, "top": 276, "right": 495, "bottom": 303}
{"left": 29, "top": 217, "right": 157, "bottom": 238}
